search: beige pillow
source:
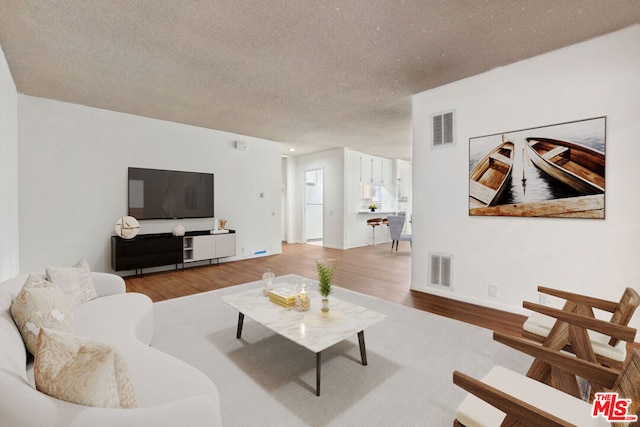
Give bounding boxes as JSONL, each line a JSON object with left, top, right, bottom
{"left": 10, "top": 275, "right": 74, "bottom": 355}
{"left": 46, "top": 258, "right": 97, "bottom": 307}
{"left": 34, "top": 328, "right": 137, "bottom": 409}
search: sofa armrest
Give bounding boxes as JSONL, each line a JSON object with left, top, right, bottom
{"left": 91, "top": 272, "right": 126, "bottom": 297}
{"left": 0, "top": 384, "right": 220, "bottom": 427}
{"left": 68, "top": 395, "right": 222, "bottom": 427}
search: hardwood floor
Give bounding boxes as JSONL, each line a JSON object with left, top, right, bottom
{"left": 125, "top": 242, "right": 527, "bottom": 337}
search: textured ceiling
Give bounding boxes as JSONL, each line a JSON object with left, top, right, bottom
{"left": 1, "top": 1, "right": 639, "bottom": 161}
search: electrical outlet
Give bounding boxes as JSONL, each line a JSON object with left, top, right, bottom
{"left": 488, "top": 284, "right": 498, "bottom": 298}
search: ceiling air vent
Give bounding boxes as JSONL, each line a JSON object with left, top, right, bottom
{"left": 429, "top": 253, "right": 452, "bottom": 289}
{"left": 431, "top": 110, "right": 455, "bottom": 149}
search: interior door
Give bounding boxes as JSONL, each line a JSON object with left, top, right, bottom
{"left": 304, "top": 169, "right": 323, "bottom": 242}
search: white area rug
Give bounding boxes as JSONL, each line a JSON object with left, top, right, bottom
{"left": 152, "top": 277, "right": 532, "bottom": 426}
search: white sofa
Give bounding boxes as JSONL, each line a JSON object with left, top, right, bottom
{"left": 0, "top": 272, "right": 222, "bottom": 427}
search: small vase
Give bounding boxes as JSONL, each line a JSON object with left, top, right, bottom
{"left": 262, "top": 268, "right": 275, "bottom": 296}
{"left": 294, "top": 281, "right": 310, "bottom": 312}
{"left": 370, "top": 208, "right": 375, "bottom": 212}
{"left": 321, "top": 297, "right": 330, "bottom": 313}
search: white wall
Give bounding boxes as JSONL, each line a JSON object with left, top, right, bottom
{"left": 0, "top": 45, "right": 19, "bottom": 281}
{"left": 412, "top": 25, "right": 640, "bottom": 331}
{"left": 18, "top": 96, "right": 283, "bottom": 273}
{"left": 290, "top": 149, "right": 345, "bottom": 249}
{"left": 396, "top": 159, "right": 412, "bottom": 233}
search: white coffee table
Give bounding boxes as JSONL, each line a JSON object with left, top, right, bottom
{"left": 221, "top": 274, "right": 386, "bottom": 396}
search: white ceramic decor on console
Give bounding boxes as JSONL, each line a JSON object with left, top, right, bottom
{"left": 115, "top": 216, "right": 140, "bottom": 239}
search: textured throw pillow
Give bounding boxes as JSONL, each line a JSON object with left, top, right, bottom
{"left": 10, "top": 275, "right": 74, "bottom": 355}
{"left": 34, "top": 328, "right": 137, "bottom": 409}
{"left": 46, "top": 258, "right": 97, "bottom": 307}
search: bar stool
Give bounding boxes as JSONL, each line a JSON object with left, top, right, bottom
{"left": 381, "top": 218, "right": 388, "bottom": 241}
{"left": 366, "top": 218, "right": 382, "bottom": 246}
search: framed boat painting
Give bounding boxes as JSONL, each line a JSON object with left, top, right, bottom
{"left": 468, "top": 116, "right": 605, "bottom": 219}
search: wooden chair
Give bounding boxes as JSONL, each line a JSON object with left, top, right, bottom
{"left": 522, "top": 286, "right": 640, "bottom": 370}
{"left": 525, "top": 304, "right": 636, "bottom": 400}
{"left": 453, "top": 332, "right": 640, "bottom": 427}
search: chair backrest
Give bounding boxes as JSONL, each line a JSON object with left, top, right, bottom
{"left": 612, "top": 348, "right": 640, "bottom": 424}
{"left": 608, "top": 287, "right": 640, "bottom": 346}
{"left": 387, "top": 215, "right": 406, "bottom": 240}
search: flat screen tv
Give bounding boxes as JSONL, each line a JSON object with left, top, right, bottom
{"left": 128, "top": 167, "right": 214, "bottom": 220}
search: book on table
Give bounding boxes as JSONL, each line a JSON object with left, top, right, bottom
{"left": 268, "top": 287, "right": 297, "bottom": 307}
{"left": 269, "top": 297, "right": 296, "bottom": 308}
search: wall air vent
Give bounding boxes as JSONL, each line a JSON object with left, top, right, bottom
{"left": 431, "top": 110, "right": 456, "bottom": 149}
{"left": 429, "top": 253, "right": 452, "bottom": 289}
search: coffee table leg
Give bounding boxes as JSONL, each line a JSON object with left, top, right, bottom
{"left": 316, "top": 352, "right": 321, "bottom": 396}
{"left": 236, "top": 313, "right": 244, "bottom": 339}
{"left": 358, "top": 331, "right": 367, "bottom": 365}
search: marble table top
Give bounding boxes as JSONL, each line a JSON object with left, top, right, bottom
{"left": 221, "top": 274, "right": 386, "bottom": 353}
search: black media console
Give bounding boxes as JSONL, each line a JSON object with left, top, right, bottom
{"left": 111, "top": 230, "right": 236, "bottom": 274}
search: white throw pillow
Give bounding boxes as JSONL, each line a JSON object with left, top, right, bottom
{"left": 34, "top": 328, "right": 137, "bottom": 409}
{"left": 46, "top": 258, "right": 97, "bottom": 307}
{"left": 10, "top": 274, "right": 74, "bottom": 355}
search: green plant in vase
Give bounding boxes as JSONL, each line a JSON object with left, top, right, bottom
{"left": 316, "top": 259, "right": 337, "bottom": 313}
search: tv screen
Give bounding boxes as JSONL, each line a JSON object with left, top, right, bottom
{"left": 128, "top": 167, "right": 214, "bottom": 220}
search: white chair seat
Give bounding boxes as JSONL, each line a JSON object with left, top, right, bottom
{"left": 523, "top": 312, "right": 627, "bottom": 362}
{"left": 455, "top": 366, "right": 609, "bottom": 427}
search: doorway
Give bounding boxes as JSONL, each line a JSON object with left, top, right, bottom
{"left": 304, "top": 168, "right": 323, "bottom": 244}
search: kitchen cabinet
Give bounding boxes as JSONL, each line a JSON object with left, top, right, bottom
{"left": 360, "top": 154, "right": 393, "bottom": 185}
{"left": 360, "top": 154, "right": 372, "bottom": 183}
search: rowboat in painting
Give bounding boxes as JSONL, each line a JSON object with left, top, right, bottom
{"left": 469, "top": 138, "right": 515, "bottom": 208}
{"left": 525, "top": 137, "right": 604, "bottom": 194}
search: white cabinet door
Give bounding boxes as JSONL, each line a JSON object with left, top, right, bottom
{"left": 360, "top": 154, "right": 372, "bottom": 183}
{"left": 370, "top": 156, "right": 393, "bottom": 185}
{"left": 381, "top": 158, "right": 394, "bottom": 186}
{"left": 192, "top": 235, "right": 216, "bottom": 261}
{"left": 371, "top": 157, "right": 381, "bottom": 184}
{"left": 397, "top": 161, "right": 412, "bottom": 200}
{"left": 216, "top": 234, "right": 236, "bottom": 258}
